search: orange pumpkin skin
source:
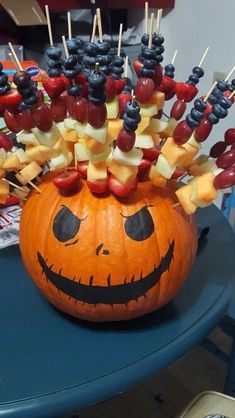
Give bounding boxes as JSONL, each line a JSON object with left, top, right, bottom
{"left": 19, "top": 175, "right": 197, "bottom": 322}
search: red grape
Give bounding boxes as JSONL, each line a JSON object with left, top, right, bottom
{"left": 210, "top": 141, "right": 227, "bottom": 158}
{"left": 31, "top": 103, "right": 53, "bottom": 132}
{"left": 72, "top": 97, "right": 87, "bottom": 124}
{"left": 173, "top": 120, "right": 193, "bottom": 144}
{"left": 53, "top": 170, "right": 80, "bottom": 192}
{"left": 134, "top": 77, "right": 155, "bottom": 103}
{"left": 214, "top": 166, "right": 235, "bottom": 189}
{"left": 0, "top": 132, "right": 13, "bottom": 151}
{"left": 224, "top": 128, "right": 235, "bottom": 146}
{"left": 154, "top": 109, "right": 163, "bottom": 120}
{"left": 216, "top": 149, "right": 235, "bottom": 169}
{"left": 4, "top": 109, "right": 22, "bottom": 133}
{"left": 194, "top": 118, "right": 212, "bottom": 142}
{"left": 153, "top": 64, "right": 163, "bottom": 88}
{"left": 51, "top": 97, "right": 67, "bottom": 122}
{"left": 87, "top": 102, "right": 107, "bottom": 128}
{"left": 105, "top": 76, "right": 117, "bottom": 101}
{"left": 117, "top": 129, "right": 135, "bottom": 152}
{"left": 170, "top": 100, "right": 187, "bottom": 120}
{"left": 67, "top": 95, "right": 75, "bottom": 118}
{"left": 16, "top": 108, "right": 35, "bottom": 131}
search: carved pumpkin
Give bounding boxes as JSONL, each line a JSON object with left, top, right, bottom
{"left": 19, "top": 174, "right": 197, "bottom": 322}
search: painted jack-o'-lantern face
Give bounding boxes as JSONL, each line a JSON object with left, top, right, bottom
{"left": 20, "top": 176, "right": 197, "bottom": 322}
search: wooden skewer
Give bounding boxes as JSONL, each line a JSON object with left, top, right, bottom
{"left": 171, "top": 50, "right": 178, "bottom": 65}
{"left": 45, "top": 5, "right": 53, "bottom": 46}
{"left": 203, "top": 81, "right": 217, "bottom": 103}
{"left": 117, "top": 23, "right": 123, "bottom": 57}
{"left": 148, "top": 13, "right": 154, "bottom": 48}
{"left": 91, "top": 14, "right": 97, "bottom": 43}
{"left": 156, "top": 9, "right": 163, "bottom": 33}
{"left": 172, "top": 202, "right": 181, "bottom": 209}
{"left": 198, "top": 46, "right": 209, "bottom": 68}
{"left": 2, "top": 178, "right": 25, "bottom": 191}
{"left": 96, "top": 8, "right": 103, "bottom": 42}
{"left": 95, "top": 62, "right": 99, "bottom": 74}
{"left": 11, "top": 192, "right": 27, "bottom": 201}
{"left": 28, "top": 180, "right": 42, "bottom": 193}
{"left": 67, "top": 11, "right": 72, "bottom": 40}
{"left": 8, "top": 42, "right": 23, "bottom": 71}
{"left": 145, "top": 2, "right": 148, "bottom": 33}
{"left": 124, "top": 55, "right": 128, "bottom": 78}
{"left": 229, "top": 89, "right": 235, "bottom": 100}
{"left": 62, "top": 35, "right": 69, "bottom": 58}
{"left": 225, "top": 64, "right": 235, "bottom": 81}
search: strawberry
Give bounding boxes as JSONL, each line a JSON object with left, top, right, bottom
{"left": 133, "top": 59, "right": 143, "bottom": 78}
{"left": 105, "top": 76, "right": 117, "bottom": 101}
{"left": 108, "top": 174, "right": 138, "bottom": 197}
{"left": 142, "top": 147, "right": 160, "bottom": 161}
{"left": 175, "top": 82, "right": 198, "bottom": 103}
{"left": 77, "top": 161, "right": 88, "bottom": 179}
{"left": 203, "top": 102, "right": 212, "bottom": 116}
{"left": 60, "top": 73, "right": 71, "bottom": 90}
{"left": 0, "top": 132, "right": 13, "bottom": 151}
{"left": 42, "top": 76, "right": 65, "bottom": 99}
{"left": 87, "top": 178, "right": 108, "bottom": 194}
{"left": 0, "top": 88, "right": 22, "bottom": 113}
{"left": 118, "top": 91, "right": 131, "bottom": 117}
{"left": 157, "top": 75, "right": 176, "bottom": 100}
{"left": 153, "top": 64, "right": 163, "bottom": 88}
{"left": 114, "top": 78, "right": 126, "bottom": 95}
{"left": 137, "top": 159, "right": 152, "bottom": 181}
{"left": 4, "top": 109, "right": 22, "bottom": 133}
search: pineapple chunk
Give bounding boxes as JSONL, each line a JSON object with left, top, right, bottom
{"left": 74, "top": 143, "right": 89, "bottom": 162}
{"left": 3, "top": 154, "right": 22, "bottom": 170}
{"left": 113, "top": 147, "right": 143, "bottom": 166}
{"left": 148, "top": 118, "right": 169, "bottom": 133}
{"left": 135, "top": 134, "right": 154, "bottom": 149}
{"left": 149, "top": 165, "right": 167, "bottom": 188}
{"left": 175, "top": 183, "right": 197, "bottom": 215}
{"left": 155, "top": 154, "right": 176, "bottom": 179}
{"left": 86, "top": 147, "right": 111, "bottom": 163}
{"left": 18, "top": 161, "right": 42, "bottom": 183}
{"left": 32, "top": 123, "right": 60, "bottom": 146}
{"left": 140, "top": 104, "right": 158, "bottom": 117}
{"left": 25, "top": 145, "right": 52, "bottom": 163}
{"left": 16, "top": 131, "right": 38, "bottom": 146}
{"left": 74, "top": 121, "right": 85, "bottom": 138}
{"left": 149, "top": 91, "right": 165, "bottom": 109}
{"left": 62, "top": 129, "right": 78, "bottom": 142}
{"left": 106, "top": 98, "right": 119, "bottom": 119}
{"left": 0, "top": 179, "right": 9, "bottom": 197}
{"left": 161, "top": 137, "right": 187, "bottom": 167}
{"left": 108, "top": 160, "right": 138, "bottom": 184}
{"left": 136, "top": 117, "right": 150, "bottom": 134}
{"left": 87, "top": 161, "right": 107, "bottom": 181}
{"left": 107, "top": 119, "right": 123, "bottom": 141}
{"left": 84, "top": 123, "right": 107, "bottom": 144}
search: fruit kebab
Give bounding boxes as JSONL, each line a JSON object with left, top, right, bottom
{"left": 157, "top": 50, "right": 178, "bottom": 103}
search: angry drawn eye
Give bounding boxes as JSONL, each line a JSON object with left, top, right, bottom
{"left": 53, "top": 206, "right": 81, "bottom": 242}
{"left": 122, "top": 206, "right": 154, "bottom": 241}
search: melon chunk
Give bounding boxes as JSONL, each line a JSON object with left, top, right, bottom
{"left": 49, "top": 152, "right": 72, "bottom": 170}
{"left": 56, "top": 121, "right": 65, "bottom": 133}
{"left": 32, "top": 123, "right": 60, "bottom": 146}
{"left": 113, "top": 147, "right": 143, "bottom": 166}
{"left": 187, "top": 134, "right": 201, "bottom": 149}
{"left": 16, "top": 161, "right": 42, "bottom": 185}
{"left": 149, "top": 165, "right": 167, "bottom": 188}
{"left": 180, "top": 142, "right": 199, "bottom": 166}
{"left": 14, "top": 148, "right": 28, "bottom": 164}
{"left": 175, "top": 183, "right": 197, "bottom": 215}
{"left": 3, "top": 154, "right": 22, "bottom": 170}
{"left": 83, "top": 135, "right": 108, "bottom": 154}
{"left": 74, "top": 143, "right": 89, "bottom": 162}
{"left": 135, "top": 134, "right": 154, "bottom": 149}
{"left": 16, "top": 131, "right": 38, "bottom": 146}
{"left": 52, "top": 136, "right": 67, "bottom": 155}
{"left": 87, "top": 161, "right": 107, "bottom": 181}
{"left": 106, "top": 97, "right": 119, "bottom": 119}
{"left": 25, "top": 145, "right": 51, "bottom": 163}
{"left": 62, "top": 129, "right": 78, "bottom": 142}
{"left": 84, "top": 123, "right": 107, "bottom": 144}
{"left": 162, "top": 118, "right": 178, "bottom": 137}
{"left": 140, "top": 103, "right": 158, "bottom": 117}
{"left": 107, "top": 119, "right": 123, "bottom": 141}
{"left": 161, "top": 137, "right": 187, "bottom": 167}
{"left": 192, "top": 172, "right": 218, "bottom": 205}
{"left": 155, "top": 154, "right": 176, "bottom": 179}
{"left": 148, "top": 118, "right": 169, "bottom": 133}
{"left": 149, "top": 91, "right": 165, "bottom": 109}
{"left": 144, "top": 132, "right": 161, "bottom": 146}
{"left": 136, "top": 117, "right": 150, "bottom": 134}
{"left": 86, "top": 147, "right": 111, "bottom": 163}
{"left": 64, "top": 117, "right": 76, "bottom": 130}
{"left": 108, "top": 160, "right": 138, "bottom": 184}
{"left": 74, "top": 122, "right": 85, "bottom": 138}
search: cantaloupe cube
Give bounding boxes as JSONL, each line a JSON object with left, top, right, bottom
{"left": 108, "top": 160, "right": 138, "bottom": 184}
{"left": 149, "top": 91, "right": 165, "bottom": 109}
{"left": 25, "top": 145, "right": 49, "bottom": 164}
{"left": 86, "top": 147, "right": 111, "bottom": 163}
{"left": 3, "top": 154, "right": 22, "bottom": 170}
{"left": 149, "top": 165, "right": 167, "bottom": 188}
{"left": 107, "top": 119, "right": 123, "bottom": 141}
{"left": 161, "top": 137, "right": 187, "bottom": 167}
{"left": 140, "top": 104, "right": 158, "bottom": 117}
{"left": 83, "top": 135, "right": 108, "bottom": 154}
{"left": 155, "top": 153, "right": 176, "bottom": 179}
{"left": 0, "top": 169, "right": 5, "bottom": 179}
{"left": 62, "top": 129, "right": 78, "bottom": 142}
{"left": 175, "top": 183, "right": 197, "bottom": 215}
{"left": 136, "top": 117, "right": 150, "bottom": 134}
{"left": 0, "top": 179, "right": 9, "bottom": 197}
{"left": 161, "top": 118, "right": 178, "bottom": 137}
{"left": 18, "top": 161, "right": 42, "bottom": 183}
{"left": 87, "top": 161, "right": 107, "bottom": 181}
{"left": 180, "top": 142, "right": 199, "bottom": 166}
{"left": 192, "top": 172, "right": 218, "bottom": 204}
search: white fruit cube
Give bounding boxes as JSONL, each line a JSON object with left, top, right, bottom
{"left": 87, "top": 161, "right": 107, "bottom": 181}
{"left": 64, "top": 117, "right": 76, "bottom": 130}
{"left": 74, "top": 121, "right": 85, "bottom": 138}
{"left": 108, "top": 160, "right": 138, "bottom": 184}
{"left": 135, "top": 134, "right": 154, "bottom": 149}
{"left": 155, "top": 154, "right": 176, "bottom": 179}
{"left": 136, "top": 117, "right": 150, "bottom": 134}
{"left": 16, "top": 131, "right": 38, "bottom": 146}
{"left": 86, "top": 147, "right": 111, "bottom": 163}
{"left": 113, "top": 147, "right": 143, "bottom": 166}
{"left": 32, "top": 123, "right": 60, "bottom": 146}
{"left": 162, "top": 118, "right": 178, "bottom": 137}
{"left": 198, "top": 160, "right": 218, "bottom": 174}
{"left": 18, "top": 161, "right": 42, "bottom": 183}
{"left": 14, "top": 148, "right": 28, "bottom": 164}
{"left": 106, "top": 98, "right": 119, "bottom": 119}
{"left": 74, "top": 143, "right": 89, "bottom": 162}
{"left": 148, "top": 118, "right": 169, "bottom": 133}
{"left": 49, "top": 153, "right": 69, "bottom": 170}
{"left": 149, "top": 165, "right": 167, "bottom": 188}
{"left": 56, "top": 121, "right": 65, "bottom": 133}
{"left": 140, "top": 104, "right": 158, "bottom": 117}
{"left": 84, "top": 123, "right": 107, "bottom": 144}
{"left": 175, "top": 183, "right": 197, "bottom": 215}
{"left": 187, "top": 134, "right": 201, "bottom": 149}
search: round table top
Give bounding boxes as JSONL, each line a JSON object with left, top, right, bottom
{"left": 0, "top": 205, "right": 234, "bottom": 418}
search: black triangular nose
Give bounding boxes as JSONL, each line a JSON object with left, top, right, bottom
{"left": 96, "top": 243, "right": 110, "bottom": 256}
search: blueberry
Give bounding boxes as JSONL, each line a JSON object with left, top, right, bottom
{"left": 13, "top": 71, "right": 30, "bottom": 87}
{"left": 165, "top": 64, "right": 175, "bottom": 73}
{"left": 207, "top": 112, "right": 219, "bottom": 124}
{"left": 0, "top": 84, "right": 10, "bottom": 95}
{"left": 63, "top": 68, "right": 78, "bottom": 79}
{"left": 18, "top": 80, "right": 37, "bottom": 97}
{"left": 125, "top": 102, "right": 140, "bottom": 118}
{"left": 89, "top": 86, "right": 105, "bottom": 98}
{"left": 0, "top": 73, "right": 8, "bottom": 85}
{"left": 123, "top": 121, "right": 138, "bottom": 132}
{"left": 48, "top": 67, "right": 62, "bottom": 77}
{"left": 111, "top": 66, "right": 124, "bottom": 76}
{"left": 190, "top": 108, "right": 202, "bottom": 121}
{"left": 141, "top": 33, "right": 149, "bottom": 46}
{"left": 231, "top": 79, "right": 235, "bottom": 88}
{"left": 194, "top": 98, "right": 207, "bottom": 111}
{"left": 140, "top": 67, "right": 154, "bottom": 78}
{"left": 81, "top": 68, "right": 91, "bottom": 77}
{"left": 88, "top": 93, "right": 106, "bottom": 104}
{"left": 123, "top": 84, "right": 132, "bottom": 93}
{"left": 112, "top": 57, "right": 124, "bottom": 66}
{"left": 186, "top": 80, "right": 195, "bottom": 86}
{"left": 64, "top": 55, "right": 78, "bottom": 69}
{"left": 67, "top": 38, "right": 81, "bottom": 54}
{"left": 213, "top": 87, "right": 223, "bottom": 99}
{"left": 23, "top": 93, "right": 38, "bottom": 106}
{"left": 96, "top": 55, "right": 112, "bottom": 65}
{"left": 88, "top": 71, "right": 106, "bottom": 87}
{"left": 143, "top": 59, "right": 155, "bottom": 69}
{"left": 83, "top": 42, "right": 97, "bottom": 56}
{"left": 208, "top": 94, "right": 218, "bottom": 105}
{"left": 142, "top": 47, "right": 156, "bottom": 60}
{"left": 212, "top": 103, "right": 228, "bottom": 119}
{"left": 46, "top": 46, "right": 62, "bottom": 59}
{"left": 217, "top": 80, "right": 228, "bottom": 91}
{"left": 67, "top": 84, "right": 81, "bottom": 96}
{"left": 188, "top": 74, "right": 199, "bottom": 85}
{"left": 165, "top": 71, "right": 174, "bottom": 79}
{"left": 97, "top": 41, "right": 110, "bottom": 55}
{"left": 155, "top": 45, "right": 165, "bottom": 55}
{"left": 123, "top": 77, "right": 131, "bottom": 86}
{"left": 156, "top": 55, "right": 163, "bottom": 63}
{"left": 47, "top": 58, "right": 63, "bottom": 69}
{"left": 99, "top": 65, "right": 111, "bottom": 75}
{"left": 83, "top": 55, "right": 96, "bottom": 66}
{"left": 186, "top": 114, "right": 200, "bottom": 128}
{"left": 152, "top": 33, "right": 164, "bottom": 46}
{"left": 192, "top": 66, "right": 204, "bottom": 78}
{"left": 124, "top": 114, "right": 139, "bottom": 129}
{"left": 219, "top": 96, "right": 232, "bottom": 109}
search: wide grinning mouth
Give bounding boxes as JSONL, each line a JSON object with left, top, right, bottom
{"left": 37, "top": 240, "right": 175, "bottom": 305}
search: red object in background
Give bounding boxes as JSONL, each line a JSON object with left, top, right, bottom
{"left": 38, "top": 0, "right": 174, "bottom": 11}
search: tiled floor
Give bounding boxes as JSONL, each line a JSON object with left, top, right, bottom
{"left": 79, "top": 328, "right": 232, "bottom": 418}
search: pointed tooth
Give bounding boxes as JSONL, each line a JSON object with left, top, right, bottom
{"left": 59, "top": 268, "right": 62, "bottom": 275}
{"left": 89, "top": 275, "right": 94, "bottom": 286}
{"left": 124, "top": 277, "right": 127, "bottom": 284}
{"left": 131, "top": 275, "right": 135, "bottom": 283}
{"left": 49, "top": 264, "right": 53, "bottom": 269}
{"left": 107, "top": 273, "right": 111, "bottom": 286}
